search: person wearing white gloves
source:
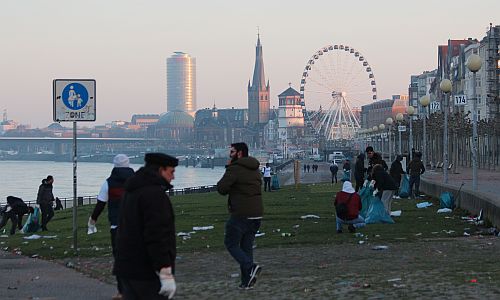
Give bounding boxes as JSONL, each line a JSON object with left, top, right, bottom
{"left": 114, "top": 153, "right": 178, "bottom": 299}
{"left": 89, "top": 154, "right": 135, "bottom": 300}
{"left": 371, "top": 164, "right": 398, "bottom": 214}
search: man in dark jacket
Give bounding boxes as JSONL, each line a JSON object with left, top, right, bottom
{"left": 389, "top": 155, "right": 405, "bottom": 190}
{"left": 366, "top": 146, "right": 388, "bottom": 181}
{"left": 329, "top": 162, "right": 339, "bottom": 184}
{"left": 88, "top": 154, "right": 134, "bottom": 300}
{"left": 408, "top": 152, "right": 426, "bottom": 199}
{"left": 354, "top": 153, "right": 366, "bottom": 192}
{"left": 36, "top": 175, "right": 55, "bottom": 231}
{"left": 371, "top": 164, "right": 398, "bottom": 214}
{"left": 217, "top": 142, "right": 263, "bottom": 289}
{"left": 0, "top": 196, "right": 32, "bottom": 235}
{"left": 114, "top": 153, "right": 178, "bottom": 299}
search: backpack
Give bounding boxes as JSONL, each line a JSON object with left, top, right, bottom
{"left": 335, "top": 193, "right": 353, "bottom": 220}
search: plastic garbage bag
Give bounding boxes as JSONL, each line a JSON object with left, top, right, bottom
{"left": 358, "top": 186, "right": 372, "bottom": 218}
{"left": 416, "top": 201, "right": 433, "bottom": 208}
{"left": 365, "top": 195, "right": 395, "bottom": 224}
{"left": 341, "top": 170, "right": 351, "bottom": 182}
{"left": 22, "top": 207, "right": 41, "bottom": 233}
{"left": 271, "top": 174, "right": 280, "bottom": 190}
{"left": 399, "top": 175, "right": 410, "bottom": 198}
{"left": 439, "top": 192, "right": 455, "bottom": 209}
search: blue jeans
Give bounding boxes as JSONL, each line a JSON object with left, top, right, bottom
{"left": 336, "top": 216, "right": 366, "bottom": 231}
{"left": 224, "top": 216, "right": 261, "bottom": 285}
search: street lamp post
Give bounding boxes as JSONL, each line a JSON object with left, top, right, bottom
{"left": 386, "top": 117, "right": 393, "bottom": 162}
{"left": 466, "top": 54, "right": 482, "bottom": 191}
{"left": 407, "top": 106, "right": 416, "bottom": 160}
{"left": 440, "top": 79, "right": 452, "bottom": 184}
{"left": 379, "top": 124, "right": 385, "bottom": 159}
{"left": 372, "top": 126, "right": 379, "bottom": 151}
{"left": 396, "top": 113, "right": 404, "bottom": 155}
{"left": 419, "top": 95, "right": 430, "bottom": 167}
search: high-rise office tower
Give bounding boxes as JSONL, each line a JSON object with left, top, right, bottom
{"left": 167, "top": 52, "right": 196, "bottom": 116}
{"left": 248, "top": 34, "right": 270, "bottom": 126}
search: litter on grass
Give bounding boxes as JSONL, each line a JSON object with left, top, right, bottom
{"left": 372, "top": 245, "right": 389, "bottom": 250}
{"left": 301, "top": 214, "right": 320, "bottom": 219}
{"left": 416, "top": 202, "right": 433, "bottom": 208}
{"left": 390, "top": 210, "right": 402, "bottom": 217}
{"left": 255, "top": 232, "right": 265, "bottom": 237}
{"left": 387, "top": 278, "right": 402, "bottom": 282}
{"left": 193, "top": 226, "right": 214, "bottom": 231}
{"left": 24, "top": 235, "right": 59, "bottom": 240}
{"left": 437, "top": 208, "right": 453, "bottom": 213}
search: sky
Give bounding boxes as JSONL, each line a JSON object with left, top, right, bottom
{"left": 1, "top": 0, "right": 499, "bottom": 128}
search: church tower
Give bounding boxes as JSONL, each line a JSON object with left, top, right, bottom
{"left": 248, "top": 33, "right": 270, "bottom": 126}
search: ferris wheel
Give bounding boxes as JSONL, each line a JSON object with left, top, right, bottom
{"left": 300, "top": 44, "right": 377, "bottom": 140}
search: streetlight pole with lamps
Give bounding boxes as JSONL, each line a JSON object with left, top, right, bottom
{"left": 386, "top": 117, "right": 393, "bottom": 162}
{"left": 379, "top": 124, "right": 385, "bottom": 159}
{"left": 419, "top": 95, "right": 430, "bottom": 167}
{"left": 466, "top": 54, "right": 482, "bottom": 191}
{"left": 439, "top": 79, "right": 452, "bottom": 184}
{"left": 407, "top": 106, "right": 416, "bottom": 160}
{"left": 396, "top": 113, "right": 404, "bottom": 155}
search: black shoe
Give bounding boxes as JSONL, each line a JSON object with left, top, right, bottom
{"left": 247, "top": 265, "right": 261, "bottom": 288}
{"left": 348, "top": 225, "right": 356, "bottom": 233}
{"left": 41, "top": 226, "right": 48, "bottom": 231}
{"left": 336, "top": 230, "right": 343, "bottom": 234}
{"left": 238, "top": 283, "right": 253, "bottom": 290}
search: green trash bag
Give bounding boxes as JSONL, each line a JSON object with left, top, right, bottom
{"left": 358, "top": 185, "right": 372, "bottom": 218}
{"left": 22, "top": 206, "right": 41, "bottom": 233}
{"left": 271, "top": 174, "right": 280, "bottom": 190}
{"left": 439, "top": 192, "right": 455, "bottom": 209}
{"left": 365, "top": 195, "right": 395, "bottom": 224}
{"left": 399, "top": 175, "right": 410, "bottom": 198}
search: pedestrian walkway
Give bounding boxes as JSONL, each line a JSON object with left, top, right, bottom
{"left": 0, "top": 250, "right": 114, "bottom": 300}
{"left": 280, "top": 161, "right": 341, "bottom": 186}
{"left": 422, "top": 166, "right": 500, "bottom": 226}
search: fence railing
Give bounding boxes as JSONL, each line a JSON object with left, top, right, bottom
{"left": 2, "top": 185, "right": 219, "bottom": 210}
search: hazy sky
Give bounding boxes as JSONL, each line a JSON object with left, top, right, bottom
{"left": 1, "top": 0, "right": 499, "bottom": 128}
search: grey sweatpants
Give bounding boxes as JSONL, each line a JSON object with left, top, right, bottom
{"left": 381, "top": 190, "right": 395, "bottom": 214}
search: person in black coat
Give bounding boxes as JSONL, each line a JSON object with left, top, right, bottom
{"left": 371, "top": 164, "right": 398, "bottom": 214}
{"left": 36, "top": 176, "right": 55, "bottom": 231}
{"left": 354, "top": 153, "right": 367, "bottom": 192}
{"left": 114, "top": 153, "right": 178, "bottom": 299}
{"left": 366, "top": 146, "right": 388, "bottom": 181}
{"left": 0, "top": 196, "right": 32, "bottom": 235}
{"left": 389, "top": 155, "right": 405, "bottom": 190}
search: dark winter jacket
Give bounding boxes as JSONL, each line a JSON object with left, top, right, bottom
{"left": 372, "top": 166, "right": 397, "bottom": 192}
{"left": 354, "top": 154, "right": 366, "bottom": 181}
{"left": 113, "top": 167, "right": 176, "bottom": 280}
{"left": 36, "top": 180, "right": 54, "bottom": 205}
{"left": 343, "top": 162, "right": 351, "bottom": 171}
{"left": 367, "top": 152, "right": 388, "bottom": 180}
{"left": 106, "top": 167, "right": 135, "bottom": 226}
{"left": 389, "top": 160, "right": 405, "bottom": 186}
{"left": 330, "top": 164, "right": 339, "bottom": 174}
{"left": 217, "top": 156, "right": 263, "bottom": 218}
{"left": 408, "top": 158, "right": 425, "bottom": 177}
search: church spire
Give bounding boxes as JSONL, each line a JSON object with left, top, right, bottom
{"left": 251, "top": 31, "right": 266, "bottom": 89}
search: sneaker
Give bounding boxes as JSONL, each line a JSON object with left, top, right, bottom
{"left": 238, "top": 283, "right": 253, "bottom": 290}
{"left": 348, "top": 225, "right": 356, "bottom": 233}
{"left": 247, "top": 264, "right": 262, "bottom": 288}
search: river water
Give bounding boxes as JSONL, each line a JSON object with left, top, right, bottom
{"left": 0, "top": 161, "right": 225, "bottom": 203}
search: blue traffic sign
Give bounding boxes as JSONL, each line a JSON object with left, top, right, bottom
{"left": 62, "top": 83, "right": 89, "bottom": 110}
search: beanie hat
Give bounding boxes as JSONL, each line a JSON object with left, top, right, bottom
{"left": 144, "top": 153, "right": 178, "bottom": 167}
{"left": 113, "top": 154, "right": 130, "bottom": 168}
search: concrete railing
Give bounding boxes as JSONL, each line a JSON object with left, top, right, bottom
{"left": 420, "top": 178, "right": 500, "bottom": 227}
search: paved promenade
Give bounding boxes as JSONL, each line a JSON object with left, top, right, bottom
{"left": 0, "top": 250, "right": 115, "bottom": 300}
{"left": 280, "top": 161, "right": 338, "bottom": 186}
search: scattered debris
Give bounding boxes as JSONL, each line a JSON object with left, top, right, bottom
{"left": 66, "top": 261, "right": 75, "bottom": 268}
{"left": 292, "top": 224, "right": 300, "bottom": 229}
{"left": 281, "top": 233, "right": 292, "bottom": 237}
{"left": 372, "top": 245, "right": 389, "bottom": 250}
{"left": 414, "top": 233, "right": 422, "bottom": 236}
{"left": 393, "top": 284, "right": 406, "bottom": 288}
{"left": 463, "top": 232, "right": 470, "bottom": 236}
{"left": 255, "top": 232, "right": 265, "bottom": 237}
{"left": 390, "top": 210, "right": 402, "bottom": 217}
{"left": 193, "top": 226, "right": 214, "bottom": 231}
{"left": 0, "top": 235, "right": 9, "bottom": 238}
{"left": 358, "top": 240, "right": 365, "bottom": 244}
{"left": 31, "top": 254, "right": 39, "bottom": 258}
{"left": 387, "top": 278, "right": 402, "bottom": 282}
{"left": 416, "top": 202, "right": 433, "bottom": 208}
{"left": 363, "top": 283, "right": 371, "bottom": 288}
{"left": 469, "top": 278, "right": 478, "bottom": 283}
{"left": 354, "top": 233, "right": 364, "bottom": 238}
{"left": 300, "top": 214, "right": 320, "bottom": 219}
{"left": 437, "top": 208, "right": 453, "bottom": 214}
{"left": 7, "top": 286, "right": 17, "bottom": 290}
{"left": 230, "top": 273, "right": 239, "bottom": 278}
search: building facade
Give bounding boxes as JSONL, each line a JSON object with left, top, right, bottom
{"left": 360, "top": 98, "right": 395, "bottom": 129}
{"left": 248, "top": 35, "right": 270, "bottom": 126}
{"left": 277, "top": 87, "right": 304, "bottom": 144}
{"left": 167, "top": 52, "right": 197, "bottom": 116}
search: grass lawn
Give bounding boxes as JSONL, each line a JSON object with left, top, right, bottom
{"left": 0, "top": 183, "right": 479, "bottom": 260}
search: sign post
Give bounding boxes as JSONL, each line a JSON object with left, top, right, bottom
{"left": 53, "top": 79, "right": 96, "bottom": 251}
{"left": 453, "top": 95, "right": 467, "bottom": 106}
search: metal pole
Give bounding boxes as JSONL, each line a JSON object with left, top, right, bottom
{"left": 398, "top": 125, "right": 402, "bottom": 155}
{"left": 72, "top": 121, "right": 78, "bottom": 250}
{"left": 443, "top": 93, "right": 449, "bottom": 184}
{"left": 388, "top": 128, "right": 392, "bottom": 162}
{"left": 472, "top": 72, "right": 478, "bottom": 190}
{"left": 423, "top": 110, "right": 427, "bottom": 167}
{"left": 381, "top": 133, "right": 384, "bottom": 160}
{"left": 409, "top": 115, "right": 413, "bottom": 160}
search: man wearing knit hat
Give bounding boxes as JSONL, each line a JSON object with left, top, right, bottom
{"left": 114, "top": 153, "right": 178, "bottom": 299}
{"left": 88, "top": 154, "right": 135, "bottom": 300}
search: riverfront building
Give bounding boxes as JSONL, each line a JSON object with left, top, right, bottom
{"left": 167, "top": 52, "right": 197, "bottom": 116}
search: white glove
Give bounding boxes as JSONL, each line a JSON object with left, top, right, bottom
{"left": 372, "top": 189, "right": 378, "bottom": 197}
{"left": 369, "top": 180, "right": 376, "bottom": 189}
{"left": 158, "top": 267, "right": 176, "bottom": 299}
{"left": 87, "top": 217, "right": 97, "bottom": 235}
{"left": 363, "top": 180, "right": 369, "bottom": 187}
